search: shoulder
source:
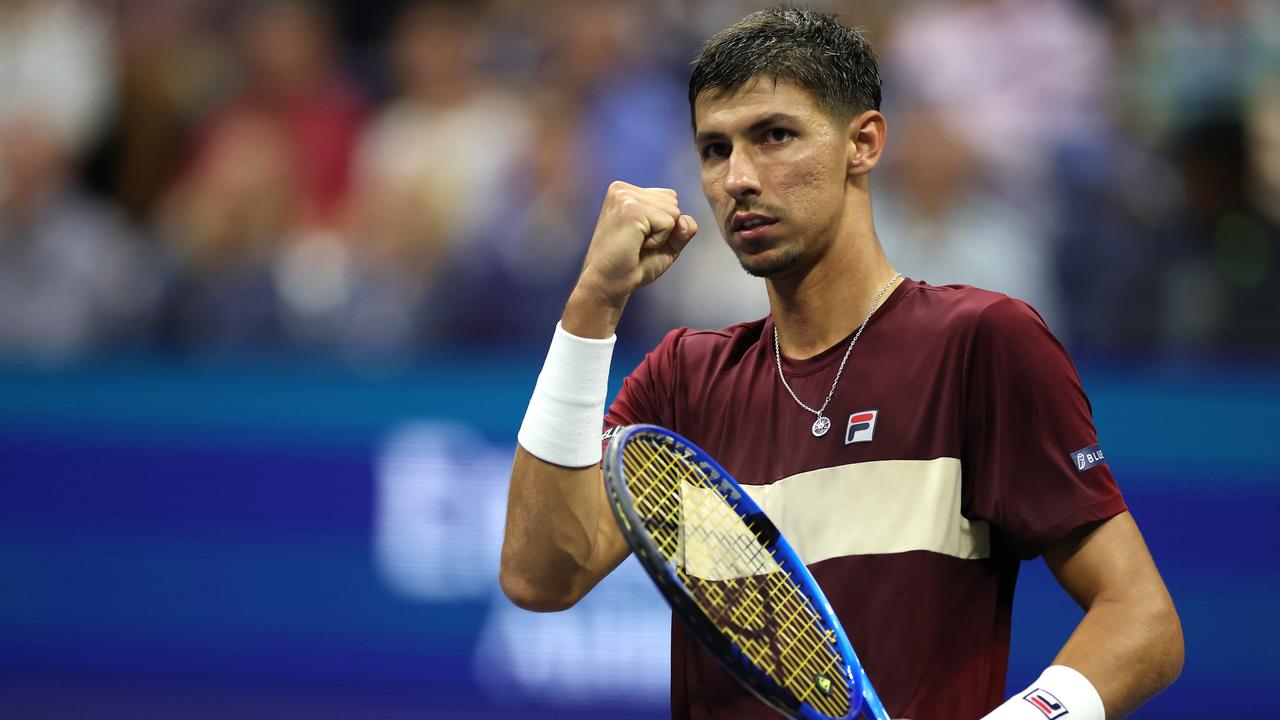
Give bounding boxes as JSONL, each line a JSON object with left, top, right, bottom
{"left": 920, "top": 284, "right": 1081, "bottom": 393}
{"left": 900, "top": 281, "right": 1051, "bottom": 340}
{"left": 632, "top": 318, "right": 769, "bottom": 385}
{"left": 651, "top": 317, "right": 768, "bottom": 362}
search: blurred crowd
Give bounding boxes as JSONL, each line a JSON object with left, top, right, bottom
{"left": 1, "top": 0, "right": 1278, "bottom": 365}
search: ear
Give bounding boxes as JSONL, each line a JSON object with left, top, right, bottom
{"left": 846, "top": 110, "right": 887, "bottom": 178}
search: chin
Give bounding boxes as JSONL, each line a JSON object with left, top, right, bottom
{"left": 737, "top": 247, "right": 803, "bottom": 278}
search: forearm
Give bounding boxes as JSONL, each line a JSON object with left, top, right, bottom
{"left": 996, "top": 512, "right": 1186, "bottom": 720}
{"left": 1052, "top": 592, "right": 1184, "bottom": 718}
{"left": 499, "top": 289, "right": 628, "bottom": 611}
{"left": 499, "top": 447, "right": 614, "bottom": 611}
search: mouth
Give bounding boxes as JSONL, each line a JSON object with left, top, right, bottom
{"left": 730, "top": 212, "right": 779, "bottom": 243}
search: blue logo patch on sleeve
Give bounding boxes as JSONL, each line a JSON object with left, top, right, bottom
{"left": 1071, "top": 444, "right": 1106, "bottom": 471}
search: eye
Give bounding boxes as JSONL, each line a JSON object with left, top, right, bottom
{"left": 763, "top": 128, "right": 794, "bottom": 144}
{"left": 701, "top": 142, "right": 730, "bottom": 160}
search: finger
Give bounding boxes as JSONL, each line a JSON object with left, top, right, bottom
{"left": 666, "top": 214, "right": 698, "bottom": 255}
{"left": 633, "top": 193, "right": 680, "bottom": 224}
{"left": 642, "top": 187, "right": 678, "bottom": 201}
{"left": 634, "top": 188, "right": 680, "bottom": 214}
{"left": 641, "top": 209, "right": 677, "bottom": 248}
{"left": 645, "top": 203, "right": 681, "bottom": 228}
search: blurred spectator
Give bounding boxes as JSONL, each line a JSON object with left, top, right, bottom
{"left": 355, "top": 2, "right": 527, "bottom": 265}
{"left": 874, "top": 102, "right": 1062, "bottom": 331}
{"left": 0, "top": 0, "right": 115, "bottom": 158}
{"left": 161, "top": 0, "right": 367, "bottom": 351}
{"left": 1163, "top": 116, "right": 1280, "bottom": 350}
{"left": 440, "top": 87, "right": 604, "bottom": 345}
{"left": 1124, "top": 0, "right": 1280, "bottom": 349}
{"left": 444, "top": 1, "right": 692, "bottom": 345}
{"left": 160, "top": 111, "right": 298, "bottom": 349}
{"left": 228, "top": 0, "right": 366, "bottom": 230}
{"left": 1229, "top": 83, "right": 1280, "bottom": 345}
{"left": 1249, "top": 78, "right": 1280, "bottom": 228}
{"left": 1051, "top": 0, "right": 1280, "bottom": 352}
{"left": 96, "top": 0, "right": 236, "bottom": 221}
{"left": 342, "top": 1, "right": 531, "bottom": 354}
{"left": 1041, "top": 124, "right": 1185, "bottom": 352}
{"left": 1115, "top": 0, "right": 1280, "bottom": 140}
{"left": 0, "top": 0, "right": 159, "bottom": 361}
{"left": 535, "top": 1, "right": 688, "bottom": 196}
{"left": 884, "top": 0, "right": 1112, "bottom": 199}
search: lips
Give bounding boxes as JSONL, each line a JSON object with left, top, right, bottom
{"left": 730, "top": 212, "right": 778, "bottom": 243}
{"left": 731, "top": 212, "right": 777, "bottom": 232}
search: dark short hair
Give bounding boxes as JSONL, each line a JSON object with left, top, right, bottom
{"left": 688, "top": 6, "right": 881, "bottom": 127}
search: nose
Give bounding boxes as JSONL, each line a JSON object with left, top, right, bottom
{"left": 724, "top": 147, "right": 761, "bottom": 202}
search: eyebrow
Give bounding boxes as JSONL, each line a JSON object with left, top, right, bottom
{"left": 694, "top": 112, "right": 801, "bottom": 144}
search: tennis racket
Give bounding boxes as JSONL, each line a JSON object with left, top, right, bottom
{"left": 603, "top": 424, "right": 891, "bottom": 720}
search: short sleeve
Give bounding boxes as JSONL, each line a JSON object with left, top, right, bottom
{"left": 602, "top": 328, "right": 686, "bottom": 453}
{"left": 962, "top": 298, "right": 1126, "bottom": 559}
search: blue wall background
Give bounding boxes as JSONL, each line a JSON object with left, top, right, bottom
{"left": 1, "top": 354, "right": 1276, "bottom": 719}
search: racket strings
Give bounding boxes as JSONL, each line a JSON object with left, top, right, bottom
{"left": 621, "top": 433, "right": 851, "bottom": 718}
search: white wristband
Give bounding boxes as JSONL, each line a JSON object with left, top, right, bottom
{"left": 518, "top": 322, "right": 617, "bottom": 468}
{"left": 983, "top": 665, "right": 1105, "bottom": 720}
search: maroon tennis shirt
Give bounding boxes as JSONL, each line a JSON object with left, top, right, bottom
{"left": 603, "top": 278, "right": 1126, "bottom": 720}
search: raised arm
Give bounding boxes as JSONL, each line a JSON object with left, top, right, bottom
{"left": 499, "top": 182, "right": 698, "bottom": 612}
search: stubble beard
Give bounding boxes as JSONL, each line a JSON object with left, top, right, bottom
{"left": 737, "top": 245, "right": 803, "bottom": 278}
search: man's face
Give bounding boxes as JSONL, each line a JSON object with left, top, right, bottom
{"left": 693, "top": 78, "right": 851, "bottom": 278}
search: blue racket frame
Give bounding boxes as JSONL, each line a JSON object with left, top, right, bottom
{"left": 603, "top": 424, "right": 891, "bottom": 720}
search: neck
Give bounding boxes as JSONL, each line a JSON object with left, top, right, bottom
{"left": 767, "top": 213, "right": 899, "bottom": 360}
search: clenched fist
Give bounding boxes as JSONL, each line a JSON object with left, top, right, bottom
{"left": 563, "top": 181, "right": 699, "bottom": 338}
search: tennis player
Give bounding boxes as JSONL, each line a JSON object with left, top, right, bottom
{"left": 501, "top": 8, "right": 1183, "bottom": 719}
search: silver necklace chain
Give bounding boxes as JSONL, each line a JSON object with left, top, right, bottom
{"left": 772, "top": 272, "right": 902, "bottom": 437}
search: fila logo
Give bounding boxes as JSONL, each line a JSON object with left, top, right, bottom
{"left": 845, "top": 410, "right": 878, "bottom": 445}
{"left": 1021, "top": 688, "right": 1068, "bottom": 718}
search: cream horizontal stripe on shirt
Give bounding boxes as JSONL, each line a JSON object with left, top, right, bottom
{"left": 674, "top": 458, "right": 989, "bottom": 581}
{"left": 745, "top": 457, "right": 989, "bottom": 563}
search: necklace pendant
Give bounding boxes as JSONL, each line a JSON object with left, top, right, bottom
{"left": 811, "top": 416, "right": 831, "bottom": 437}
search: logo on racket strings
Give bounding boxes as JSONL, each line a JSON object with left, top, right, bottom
{"left": 813, "top": 673, "right": 834, "bottom": 696}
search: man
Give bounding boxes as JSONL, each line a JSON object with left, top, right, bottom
{"left": 500, "top": 8, "right": 1183, "bottom": 719}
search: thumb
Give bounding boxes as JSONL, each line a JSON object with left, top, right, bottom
{"left": 666, "top": 215, "right": 699, "bottom": 254}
